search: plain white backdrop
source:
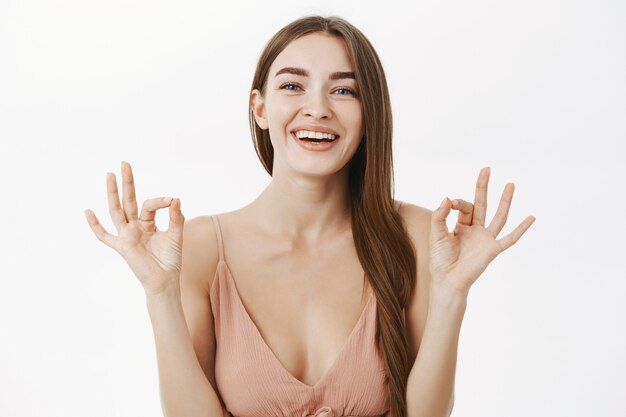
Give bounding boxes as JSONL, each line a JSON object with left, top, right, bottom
{"left": 1, "top": 0, "right": 624, "bottom": 416}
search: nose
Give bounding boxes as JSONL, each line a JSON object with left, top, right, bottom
{"left": 301, "top": 89, "right": 332, "bottom": 120}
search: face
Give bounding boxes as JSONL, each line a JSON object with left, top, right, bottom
{"left": 250, "top": 32, "right": 364, "bottom": 178}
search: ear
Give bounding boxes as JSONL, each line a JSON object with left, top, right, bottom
{"left": 250, "top": 89, "right": 269, "bottom": 130}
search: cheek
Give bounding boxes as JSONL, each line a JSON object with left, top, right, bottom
{"left": 344, "top": 106, "right": 364, "bottom": 148}
{"left": 268, "top": 96, "right": 299, "bottom": 120}
{"left": 266, "top": 102, "right": 296, "bottom": 147}
{"left": 345, "top": 104, "right": 364, "bottom": 137}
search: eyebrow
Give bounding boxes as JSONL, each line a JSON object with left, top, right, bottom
{"left": 274, "top": 67, "right": 355, "bottom": 80}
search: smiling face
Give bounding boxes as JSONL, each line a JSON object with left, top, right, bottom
{"left": 250, "top": 32, "right": 364, "bottom": 178}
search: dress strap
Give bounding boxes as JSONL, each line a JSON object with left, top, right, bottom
{"left": 211, "top": 215, "right": 225, "bottom": 262}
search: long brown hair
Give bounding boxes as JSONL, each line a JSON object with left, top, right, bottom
{"left": 248, "top": 15, "right": 417, "bottom": 417}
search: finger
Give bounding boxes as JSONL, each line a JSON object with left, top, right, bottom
{"left": 107, "top": 172, "right": 127, "bottom": 229}
{"left": 451, "top": 198, "right": 474, "bottom": 228}
{"left": 121, "top": 161, "right": 139, "bottom": 222}
{"left": 487, "top": 183, "right": 514, "bottom": 237}
{"left": 139, "top": 197, "right": 174, "bottom": 232}
{"left": 167, "top": 198, "right": 185, "bottom": 242}
{"left": 430, "top": 197, "right": 452, "bottom": 243}
{"left": 473, "top": 167, "right": 490, "bottom": 227}
{"left": 496, "top": 216, "right": 536, "bottom": 253}
{"left": 84, "top": 209, "right": 119, "bottom": 250}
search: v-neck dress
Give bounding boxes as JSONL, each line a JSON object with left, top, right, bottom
{"left": 209, "top": 215, "right": 390, "bottom": 417}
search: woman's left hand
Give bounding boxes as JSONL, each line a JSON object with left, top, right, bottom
{"left": 429, "top": 167, "right": 536, "bottom": 298}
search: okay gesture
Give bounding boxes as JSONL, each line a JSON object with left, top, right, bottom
{"left": 84, "top": 161, "right": 186, "bottom": 296}
{"left": 428, "top": 167, "right": 536, "bottom": 298}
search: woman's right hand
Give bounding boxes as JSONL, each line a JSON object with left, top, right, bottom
{"left": 84, "top": 161, "right": 185, "bottom": 296}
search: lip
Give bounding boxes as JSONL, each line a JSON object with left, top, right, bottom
{"left": 290, "top": 124, "right": 340, "bottom": 137}
{"left": 290, "top": 131, "right": 339, "bottom": 152}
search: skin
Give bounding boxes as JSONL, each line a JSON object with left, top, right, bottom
{"left": 84, "top": 32, "right": 536, "bottom": 417}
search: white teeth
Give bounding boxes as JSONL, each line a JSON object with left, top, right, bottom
{"left": 294, "top": 130, "right": 337, "bottom": 140}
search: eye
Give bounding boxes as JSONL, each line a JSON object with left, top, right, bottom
{"left": 280, "top": 82, "right": 301, "bottom": 92}
{"left": 334, "top": 87, "right": 357, "bottom": 96}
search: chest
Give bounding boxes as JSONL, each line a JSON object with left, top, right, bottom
{"left": 221, "top": 231, "right": 372, "bottom": 387}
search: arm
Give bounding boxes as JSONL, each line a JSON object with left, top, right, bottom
{"left": 147, "top": 216, "right": 228, "bottom": 417}
{"left": 405, "top": 285, "right": 466, "bottom": 417}
{"left": 401, "top": 203, "right": 460, "bottom": 417}
{"left": 85, "top": 162, "right": 228, "bottom": 417}
{"left": 404, "top": 167, "right": 535, "bottom": 417}
{"left": 147, "top": 288, "right": 224, "bottom": 417}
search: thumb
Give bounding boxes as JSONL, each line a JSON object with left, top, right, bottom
{"left": 430, "top": 197, "right": 451, "bottom": 243}
{"left": 167, "top": 198, "right": 185, "bottom": 242}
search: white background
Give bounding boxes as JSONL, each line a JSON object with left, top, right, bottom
{"left": 1, "top": 0, "right": 624, "bottom": 416}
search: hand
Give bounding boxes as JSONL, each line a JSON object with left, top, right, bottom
{"left": 84, "top": 161, "right": 185, "bottom": 295}
{"left": 429, "top": 167, "right": 536, "bottom": 298}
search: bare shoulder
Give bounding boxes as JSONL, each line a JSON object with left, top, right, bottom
{"left": 393, "top": 200, "right": 434, "bottom": 365}
{"left": 394, "top": 199, "right": 433, "bottom": 250}
{"left": 179, "top": 214, "right": 225, "bottom": 405}
{"left": 181, "top": 215, "right": 220, "bottom": 293}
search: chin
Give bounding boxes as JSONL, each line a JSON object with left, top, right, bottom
{"left": 289, "top": 160, "right": 349, "bottom": 179}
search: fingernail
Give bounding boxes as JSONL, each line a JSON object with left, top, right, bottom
{"left": 440, "top": 197, "right": 447, "bottom": 208}
{"left": 163, "top": 197, "right": 173, "bottom": 202}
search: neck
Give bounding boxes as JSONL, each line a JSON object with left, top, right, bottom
{"left": 250, "top": 166, "right": 352, "bottom": 243}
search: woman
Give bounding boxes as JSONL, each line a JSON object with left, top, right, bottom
{"left": 84, "top": 15, "right": 535, "bottom": 417}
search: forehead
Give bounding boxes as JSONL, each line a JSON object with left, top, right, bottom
{"left": 269, "top": 32, "right": 353, "bottom": 77}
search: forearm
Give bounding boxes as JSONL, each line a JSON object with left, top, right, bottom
{"left": 406, "top": 285, "right": 467, "bottom": 417}
{"left": 146, "top": 286, "right": 222, "bottom": 417}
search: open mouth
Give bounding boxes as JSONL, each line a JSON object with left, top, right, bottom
{"left": 291, "top": 131, "right": 340, "bottom": 143}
